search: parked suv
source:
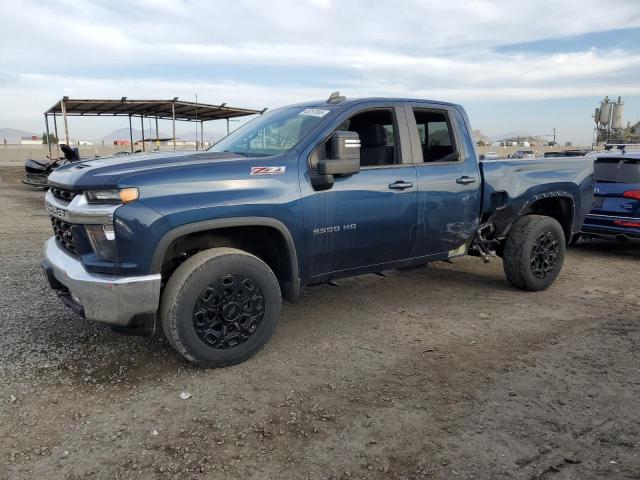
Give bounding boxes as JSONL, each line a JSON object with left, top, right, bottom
{"left": 513, "top": 150, "right": 535, "bottom": 159}
{"left": 581, "top": 149, "right": 640, "bottom": 240}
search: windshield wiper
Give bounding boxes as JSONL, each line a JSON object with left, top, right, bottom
{"left": 221, "top": 150, "right": 272, "bottom": 158}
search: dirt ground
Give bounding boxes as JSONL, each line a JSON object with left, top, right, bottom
{"left": 0, "top": 166, "right": 638, "bottom": 480}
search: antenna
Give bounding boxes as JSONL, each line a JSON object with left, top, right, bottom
{"left": 327, "top": 91, "right": 346, "bottom": 104}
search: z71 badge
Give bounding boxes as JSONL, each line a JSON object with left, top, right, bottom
{"left": 250, "top": 166, "right": 286, "bottom": 175}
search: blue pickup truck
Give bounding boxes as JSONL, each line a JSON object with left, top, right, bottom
{"left": 42, "top": 95, "right": 594, "bottom": 367}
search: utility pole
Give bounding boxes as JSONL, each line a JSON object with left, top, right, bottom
{"left": 553, "top": 128, "right": 556, "bottom": 145}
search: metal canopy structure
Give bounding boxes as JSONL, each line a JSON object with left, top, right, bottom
{"left": 43, "top": 96, "right": 264, "bottom": 158}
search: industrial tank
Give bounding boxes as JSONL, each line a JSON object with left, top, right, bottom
{"left": 612, "top": 97, "right": 624, "bottom": 130}
{"left": 594, "top": 107, "right": 601, "bottom": 125}
{"left": 599, "top": 97, "right": 612, "bottom": 126}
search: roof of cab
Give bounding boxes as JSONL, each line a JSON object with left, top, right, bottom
{"left": 282, "top": 97, "right": 463, "bottom": 110}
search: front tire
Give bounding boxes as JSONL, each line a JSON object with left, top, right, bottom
{"left": 502, "top": 215, "right": 565, "bottom": 291}
{"left": 160, "top": 248, "right": 281, "bottom": 367}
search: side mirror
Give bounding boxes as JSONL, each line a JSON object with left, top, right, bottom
{"left": 317, "top": 131, "right": 361, "bottom": 176}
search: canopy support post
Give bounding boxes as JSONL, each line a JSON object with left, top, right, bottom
{"left": 195, "top": 93, "right": 198, "bottom": 151}
{"left": 172, "top": 102, "right": 176, "bottom": 150}
{"left": 140, "top": 115, "right": 145, "bottom": 152}
{"left": 61, "top": 98, "right": 70, "bottom": 145}
{"left": 128, "top": 115, "right": 134, "bottom": 153}
{"left": 44, "top": 113, "right": 52, "bottom": 159}
{"left": 226, "top": 118, "right": 230, "bottom": 135}
{"left": 201, "top": 120, "right": 204, "bottom": 148}
{"left": 53, "top": 113, "right": 60, "bottom": 158}
{"left": 155, "top": 116, "right": 159, "bottom": 150}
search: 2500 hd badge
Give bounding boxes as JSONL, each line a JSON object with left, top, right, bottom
{"left": 313, "top": 224, "right": 357, "bottom": 235}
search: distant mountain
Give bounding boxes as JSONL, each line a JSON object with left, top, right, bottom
{"left": 472, "top": 129, "right": 491, "bottom": 145}
{"left": 174, "top": 130, "right": 211, "bottom": 142}
{"left": 0, "top": 128, "right": 38, "bottom": 142}
{"left": 489, "top": 131, "right": 532, "bottom": 142}
{"left": 99, "top": 127, "right": 219, "bottom": 143}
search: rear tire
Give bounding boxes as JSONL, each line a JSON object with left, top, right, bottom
{"left": 503, "top": 215, "right": 565, "bottom": 291}
{"left": 160, "top": 247, "right": 281, "bottom": 367}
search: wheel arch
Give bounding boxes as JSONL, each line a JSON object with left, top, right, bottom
{"left": 152, "top": 217, "right": 300, "bottom": 302}
{"left": 518, "top": 193, "right": 575, "bottom": 242}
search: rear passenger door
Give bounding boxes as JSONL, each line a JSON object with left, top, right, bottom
{"left": 404, "top": 104, "right": 482, "bottom": 256}
{"left": 300, "top": 104, "right": 418, "bottom": 279}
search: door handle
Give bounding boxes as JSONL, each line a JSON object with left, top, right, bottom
{"left": 388, "top": 181, "right": 414, "bottom": 190}
{"left": 456, "top": 176, "right": 477, "bottom": 185}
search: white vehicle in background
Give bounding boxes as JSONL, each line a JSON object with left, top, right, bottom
{"left": 513, "top": 150, "right": 535, "bottom": 159}
{"left": 484, "top": 151, "right": 498, "bottom": 159}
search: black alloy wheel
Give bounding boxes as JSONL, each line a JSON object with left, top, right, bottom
{"left": 193, "top": 273, "right": 265, "bottom": 349}
{"left": 529, "top": 231, "right": 560, "bottom": 279}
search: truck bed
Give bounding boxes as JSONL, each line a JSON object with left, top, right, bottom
{"left": 479, "top": 156, "right": 595, "bottom": 239}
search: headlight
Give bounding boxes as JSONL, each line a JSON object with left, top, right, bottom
{"left": 84, "top": 188, "right": 138, "bottom": 204}
{"left": 85, "top": 224, "right": 117, "bottom": 260}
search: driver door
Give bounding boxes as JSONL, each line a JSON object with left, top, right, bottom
{"left": 300, "top": 104, "right": 418, "bottom": 279}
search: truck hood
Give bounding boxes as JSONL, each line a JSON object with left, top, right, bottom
{"left": 48, "top": 150, "right": 251, "bottom": 189}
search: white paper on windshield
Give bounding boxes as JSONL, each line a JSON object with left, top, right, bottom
{"left": 299, "top": 108, "right": 330, "bottom": 117}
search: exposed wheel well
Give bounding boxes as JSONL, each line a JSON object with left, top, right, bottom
{"left": 521, "top": 196, "right": 573, "bottom": 242}
{"left": 160, "top": 226, "right": 298, "bottom": 302}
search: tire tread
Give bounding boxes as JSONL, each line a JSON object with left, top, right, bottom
{"left": 503, "top": 215, "right": 565, "bottom": 291}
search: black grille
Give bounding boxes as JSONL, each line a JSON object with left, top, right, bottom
{"left": 50, "top": 186, "right": 77, "bottom": 202}
{"left": 51, "top": 217, "right": 77, "bottom": 255}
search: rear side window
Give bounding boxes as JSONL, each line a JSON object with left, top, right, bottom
{"left": 412, "top": 109, "right": 457, "bottom": 162}
{"left": 595, "top": 157, "right": 640, "bottom": 183}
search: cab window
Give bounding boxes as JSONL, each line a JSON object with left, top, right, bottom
{"left": 412, "top": 109, "right": 458, "bottom": 162}
{"left": 324, "top": 109, "right": 398, "bottom": 167}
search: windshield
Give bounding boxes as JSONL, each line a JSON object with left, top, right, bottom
{"left": 209, "top": 107, "right": 331, "bottom": 157}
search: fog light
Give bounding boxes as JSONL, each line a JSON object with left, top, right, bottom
{"left": 85, "top": 224, "right": 117, "bottom": 260}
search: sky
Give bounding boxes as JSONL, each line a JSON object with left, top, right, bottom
{"left": 1, "top": 0, "right": 640, "bottom": 144}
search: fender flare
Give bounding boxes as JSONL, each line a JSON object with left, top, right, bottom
{"left": 151, "top": 217, "right": 300, "bottom": 301}
{"left": 508, "top": 191, "right": 577, "bottom": 238}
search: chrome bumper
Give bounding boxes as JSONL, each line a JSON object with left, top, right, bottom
{"left": 42, "top": 237, "right": 161, "bottom": 326}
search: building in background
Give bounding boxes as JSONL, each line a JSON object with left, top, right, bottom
{"left": 20, "top": 135, "right": 42, "bottom": 145}
{"left": 593, "top": 96, "right": 640, "bottom": 144}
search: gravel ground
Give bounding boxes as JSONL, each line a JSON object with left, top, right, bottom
{"left": 0, "top": 166, "right": 639, "bottom": 480}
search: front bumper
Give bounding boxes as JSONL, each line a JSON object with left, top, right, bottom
{"left": 42, "top": 237, "right": 161, "bottom": 326}
{"left": 582, "top": 213, "right": 640, "bottom": 239}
